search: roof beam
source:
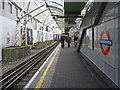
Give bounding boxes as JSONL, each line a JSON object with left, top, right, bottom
{"left": 43, "top": 0, "right": 64, "bottom": 31}
{"left": 20, "top": 4, "right": 45, "bottom": 19}
{"left": 64, "top": 0, "right": 88, "bottom": 2}
{"left": 57, "top": 15, "right": 83, "bottom": 18}
{"left": 26, "top": 9, "right": 48, "bottom": 22}
{"left": 65, "top": 11, "right": 81, "bottom": 14}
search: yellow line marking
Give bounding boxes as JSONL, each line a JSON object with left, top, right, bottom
{"left": 87, "top": 45, "right": 97, "bottom": 50}
{"left": 88, "top": 45, "right": 92, "bottom": 49}
{"left": 34, "top": 44, "right": 61, "bottom": 89}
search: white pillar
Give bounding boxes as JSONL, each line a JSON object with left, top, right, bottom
{"left": 0, "top": 16, "right": 2, "bottom": 79}
{"left": 0, "top": 15, "right": 2, "bottom": 83}
{"left": 0, "top": 15, "right": 2, "bottom": 61}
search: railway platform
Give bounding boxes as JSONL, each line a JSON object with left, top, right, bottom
{"left": 1, "top": 0, "right": 120, "bottom": 89}
{"left": 24, "top": 42, "right": 109, "bottom": 89}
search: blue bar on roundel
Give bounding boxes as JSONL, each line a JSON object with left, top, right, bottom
{"left": 99, "top": 39, "right": 112, "bottom": 46}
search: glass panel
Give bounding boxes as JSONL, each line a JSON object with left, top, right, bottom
{"left": 82, "top": 28, "right": 93, "bottom": 50}
{"left": 2, "top": 0, "right": 5, "bottom": 10}
{"left": 8, "top": 3, "right": 12, "bottom": 14}
{"left": 15, "top": 7, "right": 18, "bottom": 16}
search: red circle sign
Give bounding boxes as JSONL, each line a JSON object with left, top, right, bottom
{"left": 100, "top": 30, "right": 111, "bottom": 55}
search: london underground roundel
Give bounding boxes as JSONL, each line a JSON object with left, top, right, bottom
{"left": 99, "top": 30, "right": 112, "bottom": 55}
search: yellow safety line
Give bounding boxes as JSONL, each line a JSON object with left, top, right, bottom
{"left": 87, "top": 45, "right": 97, "bottom": 50}
{"left": 88, "top": 45, "right": 92, "bottom": 49}
{"left": 34, "top": 44, "right": 61, "bottom": 89}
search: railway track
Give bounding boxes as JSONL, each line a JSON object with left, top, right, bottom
{"left": 0, "top": 42, "right": 59, "bottom": 90}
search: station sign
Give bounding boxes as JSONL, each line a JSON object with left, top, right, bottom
{"left": 99, "top": 40, "right": 112, "bottom": 46}
{"left": 64, "top": 22, "right": 77, "bottom": 27}
{"left": 68, "top": 22, "right": 76, "bottom": 24}
{"left": 99, "top": 29, "right": 112, "bottom": 55}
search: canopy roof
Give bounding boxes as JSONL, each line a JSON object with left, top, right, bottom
{"left": 64, "top": 1, "right": 86, "bottom": 32}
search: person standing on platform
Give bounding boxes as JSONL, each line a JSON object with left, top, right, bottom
{"left": 66, "top": 34, "right": 71, "bottom": 48}
{"left": 74, "top": 35, "right": 78, "bottom": 47}
{"left": 60, "top": 34, "right": 65, "bottom": 48}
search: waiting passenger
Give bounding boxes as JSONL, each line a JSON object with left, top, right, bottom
{"left": 60, "top": 34, "right": 65, "bottom": 48}
{"left": 66, "top": 34, "right": 71, "bottom": 48}
{"left": 74, "top": 35, "right": 78, "bottom": 47}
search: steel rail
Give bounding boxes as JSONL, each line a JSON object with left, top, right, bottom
{"left": 1, "top": 42, "right": 59, "bottom": 90}
{"left": 0, "top": 44, "right": 48, "bottom": 80}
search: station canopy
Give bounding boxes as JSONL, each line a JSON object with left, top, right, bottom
{"left": 14, "top": 0, "right": 87, "bottom": 35}
{"left": 33, "top": 0, "right": 87, "bottom": 32}
{"left": 13, "top": 0, "right": 88, "bottom": 46}
{"left": 64, "top": 0, "right": 87, "bottom": 32}
{"left": 13, "top": 0, "right": 64, "bottom": 46}
{"left": 18, "top": 0, "right": 64, "bottom": 29}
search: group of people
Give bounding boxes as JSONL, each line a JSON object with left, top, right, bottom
{"left": 60, "top": 34, "right": 71, "bottom": 48}
{"left": 60, "top": 34, "right": 78, "bottom": 48}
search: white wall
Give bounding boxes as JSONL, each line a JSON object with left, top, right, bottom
{"left": 33, "top": 30, "right": 38, "bottom": 43}
{"left": 53, "top": 28, "right": 62, "bottom": 35}
{"left": 49, "top": 31, "right": 53, "bottom": 40}
{"left": 32, "top": 29, "right": 42, "bottom": 44}
{"left": 2, "top": 16, "right": 16, "bottom": 48}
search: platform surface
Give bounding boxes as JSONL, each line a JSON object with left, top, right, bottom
{"left": 25, "top": 43, "right": 108, "bottom": 89}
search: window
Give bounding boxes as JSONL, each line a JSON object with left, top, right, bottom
{"left": 15, "top": 7, "right": 18, "bottom": 16}
{"left": 8, "top": 3, "right": 12, "bottom": 14}
{"left": 20, "top": 9, "right": 22, "bottom": 13}
{"left": 86, "top": 29, "right": 93, "bottom": 49}
{"left": 82, "top": 28, "right": 93, "bottom": 50}
{"left": 28, "top": 15, "right": 29, "bottom": 22}
{"left": 2, "top": 0, "right": 5, "bottom": 10}
{"left": 46, "top": 26, "right": 48, "bottom": 32}
{"left": 94, "top": 28, "right": 98, "bottom": 50}
{"left": 31, "top": 18, "right": 32, "bottom": 23}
